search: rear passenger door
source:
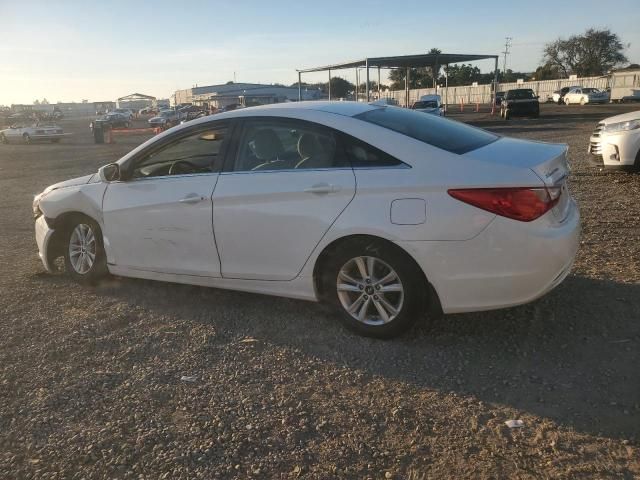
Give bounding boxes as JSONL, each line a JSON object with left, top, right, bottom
{"left": 212, "top": 117, "right": 356, "bottom": 281}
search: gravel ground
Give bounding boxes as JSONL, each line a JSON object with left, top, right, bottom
{"left": 0, "top": 105, "right": 639, "bottom": 479}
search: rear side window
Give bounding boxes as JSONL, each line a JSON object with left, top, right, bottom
{"left": 355, "top": 107, "right": 497, "bottom": 154}
{"left": 342, "top": 136, "right": 405, "bottom": 168}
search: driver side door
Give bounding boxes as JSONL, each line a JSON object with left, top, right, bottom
{"left": 102, "top": 122, "right": 229, "bottom": 277}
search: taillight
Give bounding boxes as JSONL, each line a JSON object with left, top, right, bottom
{"left": 448, "top": 187, "right": 561, "bottom": 222}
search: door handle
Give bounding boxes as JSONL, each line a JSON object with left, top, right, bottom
{"left": 304, "top": 183, "right": 340, "bottom": 194}
{"left": 179, "top": 194, "right": 206, "bottom": 204}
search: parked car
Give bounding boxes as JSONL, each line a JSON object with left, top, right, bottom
{"left": 501, "top": 89, "right": 540, "bottom": 119}
{"left": 90, "top": 113, "right": 130, "bottom": 131}
{"left": 113, "top": 108, "right": 134, "bottom": 120}
{"left": 180, "top": 110, "right": 208, "bottom": 124}
{"left": 148, "top": 109, "right": 181, "bottom": 128}
{"left": 563, "top": 87, "right": 609, "bottom": 105}
{"left": 138, "top": 107, "right": 156, "bottom": 115}
{"left": 552, "top": 86, "right": 582, "bottom": 104}
{"left": 0, "top": 122, "right": 65, "bottom": 144}
{"left": 411, "top": 95, "right": 443, "bottom": 116}
{"left": 33, "top": 101, "right": 579, "bottom": 338}
{"left": 588, "top": 110, "right": 640, "bottom": 171}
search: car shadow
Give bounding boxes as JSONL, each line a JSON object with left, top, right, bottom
{"left": 37, "top": 272, "right": 640, "bottom": 441}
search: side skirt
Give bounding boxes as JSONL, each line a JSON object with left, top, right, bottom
{"left": 107, "top": 265, "right": 318, "bottom": 302}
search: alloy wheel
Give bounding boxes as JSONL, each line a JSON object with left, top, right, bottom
{"left": 336, "top": 256, "right": 404, "bottom": 326}
{"left": 68, "top": 224, "right": 97, "bottom": 274}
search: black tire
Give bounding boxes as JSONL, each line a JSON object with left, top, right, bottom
{"left": 63, "top": 216, "right": 108, "bottom": 285}
{"left": 322, "top": 239, "right": 426, "bottom": 339}
{"left": 504, "top": 109, "right": 511, "bottom": 120}
{"left": 23, "top": 133, "right": 31, "bottom": 144}
{"left": 557, "top": 98, "right": 563, "bottom": 105}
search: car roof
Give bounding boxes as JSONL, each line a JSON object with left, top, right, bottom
{"left": 214, "top": 101, "right": 378, "bottom": 120}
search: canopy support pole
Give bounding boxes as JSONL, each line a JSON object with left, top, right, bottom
{"left": 366, "top": 59, "right": 370, "bottom": 102}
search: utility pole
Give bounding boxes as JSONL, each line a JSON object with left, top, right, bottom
{"left": 501, "top": 37, "right": 512, "bottom": 80}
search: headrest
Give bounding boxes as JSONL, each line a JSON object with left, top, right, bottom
{"left": 251, "top": 129, "right": 283, "bottom": 161}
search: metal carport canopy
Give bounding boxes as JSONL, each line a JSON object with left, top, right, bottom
{"left": 297, "top": 53, "right": 498, "bottom": 72}
{"left": 296, "top": 52, "right": 500, "bottom": 103}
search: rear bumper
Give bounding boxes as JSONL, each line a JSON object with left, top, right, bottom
{"left": 35, "top": 215, "right": 56, "bottom": 273}
{"left": 397, "top": 200, "right": 580, "bottom": 314}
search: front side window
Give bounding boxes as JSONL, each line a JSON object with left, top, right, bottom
{"left": 356, "top": 106, "right": 497, "bottom": 155}
{"left": 131, "top": 126, "right": 227, "bottom": 179}
{"left": 233, "top": 120, "right": 345, "bottom": 172}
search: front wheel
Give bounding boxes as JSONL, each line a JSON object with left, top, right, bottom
{"left": 324, "top": 241, "right": 426, "bottom": 338}
{"left": 63, "top": 217, "right": 108, "bottom": 285}
{"left": 564, "top": 98, "right": 571, "bottom": 105}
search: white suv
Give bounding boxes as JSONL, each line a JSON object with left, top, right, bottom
{"left": 589, "top": 111, "right": 640, "bottom": 171}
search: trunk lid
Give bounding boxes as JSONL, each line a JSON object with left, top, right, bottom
{"left": 465, "top": 137, "right": 571, "bottom": 221}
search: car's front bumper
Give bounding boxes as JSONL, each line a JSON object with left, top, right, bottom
{"left": 397, "top": 200, "right": 580, "bottom": 314}
{"left": 35, "top": 215, "right": 56, "bottom": 273}
{"left": 589, "top": 130, "right": 640, "bottom": 168}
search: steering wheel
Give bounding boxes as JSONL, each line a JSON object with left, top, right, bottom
{"left": 168, "top": 159, "right": 199, "bottom": 175}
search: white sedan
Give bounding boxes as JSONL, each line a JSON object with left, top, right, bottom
{"left": 589, "top": 110, "right": 640, "bottom": 171}
{"left": 33, "top": 102, "right": 580, "bottom": 338}
{"left": 0, "top": 123, "right": 66, "bottom": 144}
{"left": 564, "top": 87, "right": 609, "bottom": 105}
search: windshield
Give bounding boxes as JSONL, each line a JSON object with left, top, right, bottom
{"left": 355, "top": 106, "right": 497, "bottom": 154}
{"left": 413, "top": 101, "right": 438, "bottom": 109}
{"left": 506, "top": 90, "right": 536, "bottom": 99}
{"left": 583, "top": 88, "right": 598, "bottom": 94}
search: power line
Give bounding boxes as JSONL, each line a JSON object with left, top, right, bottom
{"left": 502, "top": 37, "right": 512, "bottom": 76}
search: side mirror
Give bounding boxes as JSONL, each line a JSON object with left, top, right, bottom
{"left": 98, "top": 163, "right": 120, "bottom": 182}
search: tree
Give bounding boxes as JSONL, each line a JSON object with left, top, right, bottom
{"left": 34, "top": 99, "right": 40, "bottom": 105}
{"left": 328, "top": 77, "right": 355, "bottom": 98}
{"left": 532, "top": 63, "right": 562, "bottom": 80}
{"left": 41, "top": 98, "right": 49, "bottom": 104}
{"left": 542, "top": 28, "right": 628, "bottom": 77}
{"left": 388, "top": 47, "right": 442, "bottom": 89}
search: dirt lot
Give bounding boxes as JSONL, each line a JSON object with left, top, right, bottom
{"left": 0, "top": 104, "right": 639, "bottom": 479}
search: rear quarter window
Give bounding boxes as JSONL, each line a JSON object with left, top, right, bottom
{"left": 355, "top": 107, "right": 497, "bottom": 154}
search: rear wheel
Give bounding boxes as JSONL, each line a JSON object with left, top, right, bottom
{"left": 323, "top": 240, "right": 426, "bottom": 338}
{"left": 580, "top": 97, "right": 586, "bottom": 105}
{"left": 504, "top": 109, "right": 511, "bottom": 120}
{"left": 63, "top": 217, "right": 108, "bottom": 285}
{"left": 564, "top": 97, "right": 571, "bottom": 106}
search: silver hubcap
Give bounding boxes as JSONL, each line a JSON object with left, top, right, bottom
{"left": 69, "top": 224, "right": 96, "bottom": 274}
{"left": 337, "top": 256, "right": 404, "bottom": 326}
